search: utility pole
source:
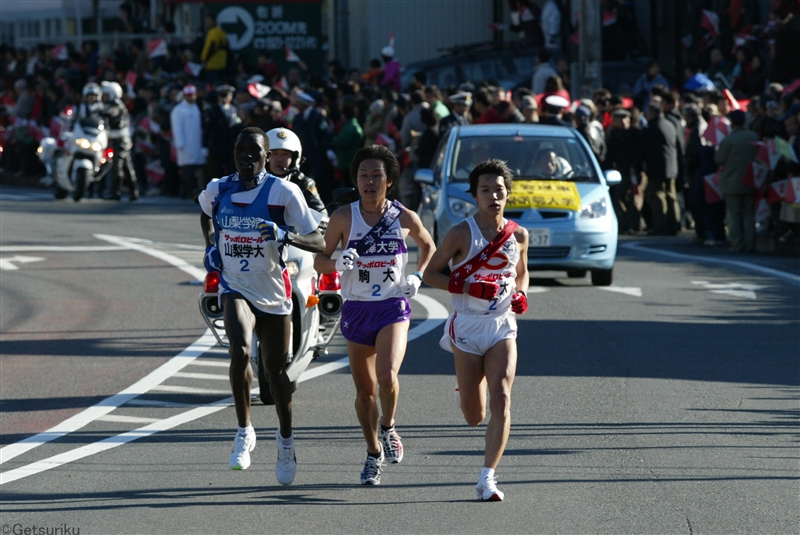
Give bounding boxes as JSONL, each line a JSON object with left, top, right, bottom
{"left": 578, "top": 0, "right": 602, "bottom": 99}
{"left": 336, "top": 0, "right": 350, "bottom": 68}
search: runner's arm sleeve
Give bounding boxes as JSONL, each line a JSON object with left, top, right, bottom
{"left": 197, "top": 179, "right": 221, "bottom": 217}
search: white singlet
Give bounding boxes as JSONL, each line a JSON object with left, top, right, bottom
{"left": 449, "top": 216, "right": 520, "bottom": 317}
{"left": 340, "top": 201, "right": 408, "bottom": 301}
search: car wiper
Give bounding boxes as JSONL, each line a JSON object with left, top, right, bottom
{"left": 566, "top": 176, "right": 595, "bottom": 182}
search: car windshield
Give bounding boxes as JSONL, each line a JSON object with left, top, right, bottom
{"left": 450, "top": 135, "right": 599, "bottom": 183}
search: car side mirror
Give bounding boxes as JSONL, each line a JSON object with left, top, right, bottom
{"left": 604, "top": 170, "right": 622, "bottom": 186}
{"left": 414, "top": 168, "right": 435, "bottom": 185}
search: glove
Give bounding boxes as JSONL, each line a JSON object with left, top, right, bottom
{"left": 511, "top": 292, "right": 528, "bottom": 314}
{"left": 468, "top": 281, "right": 499, "bottom": 300}
{"left": 335, "top": 248, "right": 359, "bottom": 272}
{"left": 203, "top": 245, "right": 222, "bottom": 273}
{"left": 257, "top": 220, "right": 286, "bottom": 242}
{"left": 400, "top": 274, "right": 421, "bottom": 298}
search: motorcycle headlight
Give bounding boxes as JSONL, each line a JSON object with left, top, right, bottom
{"left": 580, "top": 197, "right": 608, "bottom": 219}
{"left": 37, "top": 146, "right": 43, "bottom": 154}
{"left": 76, "top": 138, "right": 91, "bottom": 150}
{"left": 448, "top": 197, "right": 478, "bottom": 219}
{"left": 285, "top": 259, "right": 301, "bottom": 279}
{"left": 91, "top": 142, "right": 102, "bottom": 152}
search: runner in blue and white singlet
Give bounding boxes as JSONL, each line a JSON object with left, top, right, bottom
{"left": 340, "top": 200, "right": 409, "bottom": 302}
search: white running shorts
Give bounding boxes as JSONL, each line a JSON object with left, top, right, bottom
{"left": 439, "top": 311, "right": 517, "bottom": 356}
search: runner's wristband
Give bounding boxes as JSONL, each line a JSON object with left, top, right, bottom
{"left": 447, "top": 277, "right": 465, "bottom": 294}
{"left": 412, "top": 271, "right": 423, "bottom": 281}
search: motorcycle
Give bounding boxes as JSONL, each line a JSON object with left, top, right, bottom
{"left": 37, "top": 107, "right": 114, "bottom": 201}
{"left": 198, "top": 188, "right": 358, "bottom": 405}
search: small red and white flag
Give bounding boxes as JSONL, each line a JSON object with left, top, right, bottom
{"left": 755, "top": 197, "right": 771, "bottom": 223}
{"left": 488, "top": 22, "right": 508, "bottom": 32}
{"left": 276, "top": 76, "right": 289, "bottom": 92}
{"left": 247, "top": 83, "right": 271, "bottom": 99}
{"left": 784, "top": 177, "right": 800, "bottom": 203}
{"left": 702, "top": 116, "right": 731, "bottom": 146}
{"left": 285, "top": 46, "right": 301, "bottom": 63}
{"left": 139, "top": 116, "right": 160, "bottom": 134}
{"left": 147, "top": 39, "right": 167, "bottom": 59}
{"left": 51, "top": 44, "right": 68, "bottom": 61}
{"left": 135, "top": 139, "right": 157, "bottom": 157}
{"left": 184, "top": 62, "right": 203, "bottom": 77}
{"left": 768, "top": 178, "right": 789, "bottom": 204}
{"left": 741, "top": 161, "right": 769, "bottom": 189}
{"left": 701, "top": 10, "right": 720, "bottom": 39}
{"left": 704, "top": 169, "right": 724, "bottom": 204}
{"left": 723, "top": 88, "right": 740, "bottom": 111}
{"left": 146, "top": 159, "right": 164, "bottom": 185}
{"left": 602, "top": 10, "right": 617, "bottom": 26}
{"left": 125, "top": 70, "right": 138, "bottom": 97}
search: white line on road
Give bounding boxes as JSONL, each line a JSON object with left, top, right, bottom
{"left": 150, "top": 385, "right": 231, "bottom": 395}
{"left": 621, "top": 241, "right": 800, "bottom": 286}
{"left": 0, "top": 255, "right": 44, "bottom": 271}
{"left": 598, "top": 286, "right": 643, "bottom": 297}
{"left": 187, "top": 360, "right": 230, "bottom": 368}
{"left": 0, "top": 246, "right": 126, "bottom": 252}
{"left": 96, "top": 415, "right": 161, "bottom": 424}
{"left": 0, "top": 236, "right": 448, "bottom": 485}
{"left": 172, "top": 371, "right": 230, "bottom": 380}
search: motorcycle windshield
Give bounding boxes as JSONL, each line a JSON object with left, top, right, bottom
{"left": 78, "top": 117, "right": 104, "bottom": 136}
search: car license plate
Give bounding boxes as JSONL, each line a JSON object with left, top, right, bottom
{"left": 529, "top": 228, "right": 550, "bottom": 246}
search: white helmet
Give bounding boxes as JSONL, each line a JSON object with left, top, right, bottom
{"left": 266, "top": 128, "right": 302, "bottom": 167}
{"left": 100, "top": 81, "right": 123, "bottom": 100}
{"left": 83, "top": 82, "right": 101, "bottom": 98}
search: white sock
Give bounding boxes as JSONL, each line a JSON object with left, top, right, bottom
{"left": 480, "top": 467, "right": 495, "bottom": 481}
{"left": 277, "top": 431, "right": 294, "bottom": 446}
{"left": 238, "top": 425, "right": 253, "bottom": 435}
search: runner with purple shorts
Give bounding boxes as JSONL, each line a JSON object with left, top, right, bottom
{"left": 314, "top": 145, "right": 435, "bottom": 485}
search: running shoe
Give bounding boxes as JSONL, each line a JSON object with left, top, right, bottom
{"left": 275, "top": 430, "right": 297, "bottom": 486}
{"left": 476, "top": 474, "right": 504, "bottom": 502}
{"left": 229, "top": 428, "right": 256, "bottom": 470}
{"left": 379, "top": 425, "right": 404, "bottom": 463}
{"left": 360, "top": 448, "right": 384, "bottom": 485}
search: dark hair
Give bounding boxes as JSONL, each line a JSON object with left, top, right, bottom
{"left": 537, "top": 49, "right": 551, "bottom": 64}
{"left": 420, "top": 106, "right": 438, "bottom": 127}
{"left": 237, "top": 126, "right": 268, "bottom": 149}
{"left": 544, "top": 75, "right": 564, "bottom": 93}
{"left": 410, "top": 90, "right": 425, "bottom": 105}
{"left": 351, "top": 145, "right": 401, "bottom": 190}
{"left": 468, "top": 159, "right": 514, "bottom": 197}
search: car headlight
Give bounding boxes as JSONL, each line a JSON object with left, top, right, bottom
{"left": 91, "top": 142, "right": 102, "bottom": 152}
{"left": 580, "top": 197, "right": 608, "bottom": 219}
{"left": 285, "top": 259, "right": 301, "bottom": 279}
{"left": 448, "top": 197, "right": 478, "bottom": 219}
{"left": 76, "top": 138, "right": 91, "bottom": 150}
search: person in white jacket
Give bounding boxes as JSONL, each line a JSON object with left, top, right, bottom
{"left": 170, "top": 85, "right": 207, "bottom": 198}
{"left": 541, "top": 0, "right": 562, "bottom": 54}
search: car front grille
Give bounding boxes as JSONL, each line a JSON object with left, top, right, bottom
{"left": 528, "top": 247, "right": 571, "bottom": 259}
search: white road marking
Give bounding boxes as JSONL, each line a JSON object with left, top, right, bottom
{"left": 150, "top": 385, "right": 231, "bottom": 395}
{"left": 0, "top": 236, "right": 448, "bottom": 484}
{"left": 597, "top": 286, "right": 643, "bottom": 297}
{"left": 188, "top": 360, "right": 229, "bottom": 368}
{"left": 173, "top": 372, "right": 230, "bottom": 380}
{"left": 527, "top": 286, "right": 548, "bottom": 294}
{"left": 124, "top": 399, "right": 198, "bottom": 408}
{"left": 96, "top": 415, "right": 161, "bottom": 424}
{"left": 622, "top": 241, "right": 800, "bottom": 286}
{"left": 691, "top": 280, "right": 767, "bottom": 300}
{"left": 0, "top": 255, "right": 45, "bottom": 271}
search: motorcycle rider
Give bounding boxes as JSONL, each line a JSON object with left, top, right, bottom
{"left": 265, "top": 127, "right": 327, "bottom": 216}
{"left": 100, "top": 81, "right": 139, "bottom": 201}
{"left": 78, "top": 83, "right": 104, "bottom": 120}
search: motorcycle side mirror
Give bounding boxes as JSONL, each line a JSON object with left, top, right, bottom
{"left": 330, "top": 187, "right": 359, "bottom": 207}
{"left": 59, "top": 106, "right": 74, "bottom": 120}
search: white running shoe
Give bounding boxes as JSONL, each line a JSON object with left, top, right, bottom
{"left": 475, "top": 474, "right": 504, "bottom": 501}
{"left": 379, "top": 425, "right": 404, "bottom": 463}
{"left": 360, "top": 447, "right": 385, "bottom": 485}
{"left": 229, "top": 428, "right": 256, "bottom": 470}
{"left": 275, "top": 430, "right": 297, "bottom": 486}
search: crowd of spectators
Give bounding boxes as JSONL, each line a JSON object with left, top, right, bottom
{"left": 0, "top": 1, "right": 798, "bottom": 250}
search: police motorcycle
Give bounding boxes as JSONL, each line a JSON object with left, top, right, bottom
{"left": 199, "top": 130, "right": 358, "bottom": 405}
{"left": 37, "top": 83, "right": 114, "bottom": 201}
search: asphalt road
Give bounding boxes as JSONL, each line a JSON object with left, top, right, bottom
{"left": 1, "top": 186, "right": 798, "bottom": 535}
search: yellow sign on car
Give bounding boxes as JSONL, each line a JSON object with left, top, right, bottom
{"left": 507, "top": 180, "right": 580, "bottom": 211}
